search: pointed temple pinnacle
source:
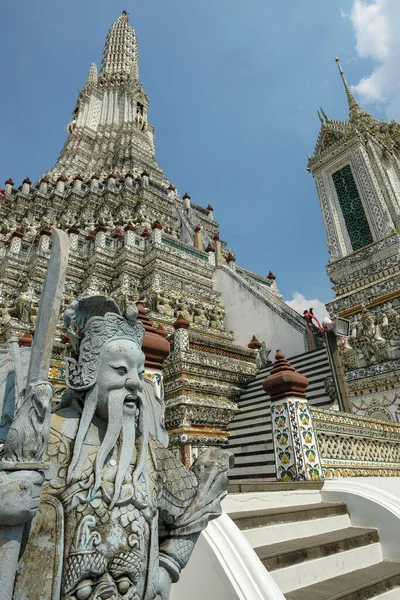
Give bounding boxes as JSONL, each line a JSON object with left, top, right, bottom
{"left": 101, "top": 11, "right": 139, "bottom": 79}
{"left": 335, "top": 57, "right": 363, "bottom": 121}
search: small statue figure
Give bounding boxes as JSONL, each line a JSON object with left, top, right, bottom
{"left": 193, "top": 303, "right": 208, "bottom": 328}
{"left": 256, "top": 342, "right": 272, "bottom": 369}
{"left": 175, "top": 297, "right": 193, "bottom": 323}
{"left": 2, "top": 293, "right": 232, "bottom": 599}
{"left": 352, "top": 308, "right": 387, "bottom": 366}
{"left": 208, "top": 305, "right": 224, "bottom": 330}
{"left": 156, "top": 291, "right": 175, "bottom": 318}
{"left": 66, "top": 118, "right": 77, "bottom": 134}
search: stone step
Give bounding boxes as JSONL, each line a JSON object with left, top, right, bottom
{"left": 258, "top": 527, "right": 379, "bottom": 572}
{"left": 228, "top": 423, "right": 271, "bottom": 439}
{"left": 227, "top": 480, "right": 322, "bottom": 494}
{"left": 232, "top": 405, "right": 270, "bottom": 421}
{"left": 230, "top": 502, "right": 348, "bottom": 531}
{"left": 227, "top": 464, "right": 276, "bottom": 479}
{"left": 228, "top": 438, "right": 271, "bottom": 452}
{"left": 250, "top": 362, "right": 331, "bottom": 387}
{"left": 272, "top": 539, "right": 383, "bottom": 594}
{"left": 245, "top": 512, "right": 352, "bottom": 549}
{"left": 254, "top": 350, "right": 329, "bottom": 380}
{"left": 233, "top": 449, "right": 274, "bottom": 465}
{"left": 232, "top": 396, "right": 270, "bottom": 410}
{"left": 227, "top": 442, "right": 270, "bottom": 454}
{"left": 285, "top": 561, "right": 400, "bottom": 600}
{"left": 223, "top": 487, "right": 323, "bottom": 512}
{"left": 238, "top": 377, "right": 329, "bottom": 401}
{"left": 228, "top": 414, "right": 270, "bottom": 430}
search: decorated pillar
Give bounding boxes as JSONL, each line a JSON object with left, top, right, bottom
{"left": 151, "top": 220, "right": 163, "bottom": 245}
{"left": 172, "top": 313, "right": 190, "bottom": 354}
{"left": 39, "top": 176, "right": 49, "bottom": 194}
{"left": 226, "top": 252, "right": 236, "bottom": 271}
{"left": 10, "top": 229, "right": 24, "bottom": 255}
{"left": 38, "top": 228, "right": 52, "bottom": 253}
{"left": 68, "top": 226, "right": 80, "bottom": 252}
{"left": 213, "top": 233, "right": 223, "bottom": 266}
{"left": 193, "top": 225, "right": 202, "bottom": 250}
{"left": 4, "top": 179, "right": 14, "bottom": 195}
{"left": 21, "top": 177, "right": 31, "bottom": 195}
{"left": 73, "top": 174, "right": 83, "bottom": 192}
{"left": 136, "top": 302, "right": 170, "bottom": 398}
{"left": 95, "top": 228, "right": 107, "bottom": 248}
{"left": 124, "top": 223, "right": 136, "bottom": 248}
{"left": 55, "top": 175, "right": 67, "bottom": 194}
{"left": 90, "top": 173, "right": 100, "bottom": 191}
{"left": 205, "top": 243, "right": 215, "bottom": 266}
{"left": 140, "top": 170, "right": 149, "bottom": 188}
{"left": 264, "top": 350, "right": 322, "bottom": 482}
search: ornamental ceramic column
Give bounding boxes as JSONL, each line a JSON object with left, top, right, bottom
{"left": 205, "top": 243, "right": 215, "bottom": 266}
{"left": 21, "top": 177, "right": 31, "bottom": 195}
{"left": 4, "top": 179, "right": 13, "bottom": 195}
{"left": 172, "top": 313, "right": 190, "bottom": 354}
{"left": 136, "top": 302, "right": 170, "bottom": 399}
{"left": 263, "top": 350, "right": 322, "bottom": 482}
{"left": 193, "top": 225, "right": 202, "bottom": 250}
{"left": 151, "top": 220, "right": 163, "bottom": 245}
{"left": 213, "top": 233, "right": 223, "bottom": 266}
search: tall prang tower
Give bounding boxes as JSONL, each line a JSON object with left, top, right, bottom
{"left": 0, "top": 12, "right": 307, "bottom": 462}
{"left": 49, "top": 11, "right": 160, "bottom": 181}
{"left": 308, "top": 59, "right": 400, "bottom": 419}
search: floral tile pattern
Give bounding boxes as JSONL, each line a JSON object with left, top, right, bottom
{"left": 271, "top": 399, "right": 322, "bottom": 481}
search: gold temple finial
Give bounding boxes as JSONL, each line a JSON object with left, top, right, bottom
{"left": 121, "top": 10, "right": 128, "bottom": 22}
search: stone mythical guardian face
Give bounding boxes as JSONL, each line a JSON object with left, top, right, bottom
{"left": 95, "top": 339, "right": 145, "bottom": 422}
{"left": 63, "top": 297, "right": 148, "bottom": 503}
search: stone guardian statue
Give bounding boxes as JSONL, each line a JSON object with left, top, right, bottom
{"left": 1, "top": 289, "right": 233, "bottom": 599}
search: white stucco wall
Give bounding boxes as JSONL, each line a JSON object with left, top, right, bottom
{"left": 213, "top": 268, "right": 305, "bottom": 357}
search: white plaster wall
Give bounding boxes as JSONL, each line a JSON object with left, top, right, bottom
{"left": 213, "top": 268, "right": 305, "bottom": 357}
{"left": 322, "top": 478, "right": 400, "bottom": 561}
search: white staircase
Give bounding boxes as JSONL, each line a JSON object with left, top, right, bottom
{"left": 228, "top": 348, "right": 332, "bottom": 481}
{"left": 223, "top": 483, "right": 400, "bottom": 599}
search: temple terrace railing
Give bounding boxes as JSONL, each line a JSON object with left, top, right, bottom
{"left": 311, "top": 407, "right": 400, "bottom": 478}
{"left": 266, "top": 351, "right": 400, "bottom": 482}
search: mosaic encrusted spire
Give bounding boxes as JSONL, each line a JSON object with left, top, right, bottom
{"left": 101, "top": 11, "right": 139, "bottom": 80}
{"left": 48, "top": 11, "right": 159, "bottom": 179}
{"left": 86, "top": 62, "right": 98, "bottom": 86}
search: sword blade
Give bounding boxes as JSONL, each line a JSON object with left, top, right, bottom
{"left": 26, "top": 228, "right": 69, "bottom": 384}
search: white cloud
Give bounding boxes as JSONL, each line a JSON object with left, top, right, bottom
{"left": 347, "top": 0, "right": 400, "bottom": 118}
{"left": 285, "top": 292, "right": 328, "bottom": 325}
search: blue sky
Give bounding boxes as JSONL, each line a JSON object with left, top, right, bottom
{"left": 0, "top": 1, "right": 390, "bottom": 314}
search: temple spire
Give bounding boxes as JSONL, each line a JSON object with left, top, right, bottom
{"left": 335, "top": 57, "right": 364, "bottom": 121}
{"left": 100, "top": 10, "right": 139, "bottom": 80}
{"left": 86, "top": 63, "right": 98, "bottom": 86}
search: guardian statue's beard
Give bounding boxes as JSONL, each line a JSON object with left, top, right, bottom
{"left": 66, "top": 385, "right": 147, "bottom": 508}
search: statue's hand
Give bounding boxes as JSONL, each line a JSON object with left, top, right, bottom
{"left": 0, "top": 470, "right": 44, "bottom": 526}
{"left": 155, "top": 566, "right": 173, "bottom": 600}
